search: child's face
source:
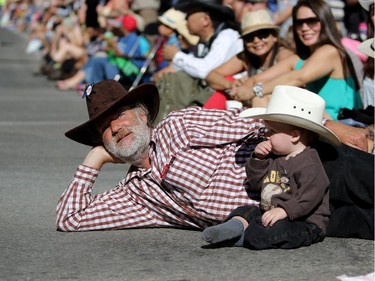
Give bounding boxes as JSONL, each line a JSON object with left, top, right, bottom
{"left": 264, "top": 121, "right": 295, "bottom": 155}
{"left": 158, "top": 24, "right": 175, "bottom": 37}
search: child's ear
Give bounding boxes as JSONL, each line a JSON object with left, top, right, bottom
{"left": 291, "top": 129, "right": 301, "bottom": 143}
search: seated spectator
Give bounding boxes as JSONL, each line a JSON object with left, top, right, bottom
{"left": 202, "top": 86, "right": 338, "bottom": 249}
{"left": 46, "top": 12, "right": 86, "bottom": 80}
{"left": 204, "top": 9, "right": 294, "bottom": 109}
{"left": 155, "top": 0, "right": 243, "bottom": 123}
{"left": 154, "top": 8, "right": 185, "bottom": 72}
{"left": 55, "top": 26, "right": 108, "bottom": 90}
{"left": 229, "top": 0, "right": 363, "bottom": 120}
{"left": 56, "top": 14, "right": 149, "bottom": 91}
{"left": 26, "top": 1, "right": 89, "bottom": 81}
{"left": 130, "top": 0, "right": 160, "bottom": 28}
{"left": 358, "top": 0, "right": 374, "bottom": 109}
{"left": 174, "top": 19, "right": 200, "bottom": 53}
{"left": 273, "top": 0, "right": 297, "bottom": 39}
{"left": 237, "top": 0, "right": 271, "bottom": 22}
{"left": 97, "top": 0, "right": 131, "bottom": 27}
{"left": 102, "top": 14, "right": 150, "bottom": 88}
{"left": 153, "top": 8, "right": 199, "bottom": 82}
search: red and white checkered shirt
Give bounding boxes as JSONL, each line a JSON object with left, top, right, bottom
{"left": 56, "top": 107, "right": 264, "bottom": 231}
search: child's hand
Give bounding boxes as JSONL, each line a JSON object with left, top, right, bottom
{"left": 106, "top": 38, "right": 117, "bottom": 48}
{"left": 261, "top": 207, "right": 287, "bottom": 227}
{"left": 254, "top": 140, "right": 272, "bottom": 159}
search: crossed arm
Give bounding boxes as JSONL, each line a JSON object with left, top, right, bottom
{"left": 229, "top": 45, "right": 342, "bottom": 102}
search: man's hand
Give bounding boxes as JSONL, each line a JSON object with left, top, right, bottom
{"left": 325, "top": 120, "right": 370, "bottom": 152}
{"left": 262, "top": 207, "right": 287, "bottom": 227}
{"left": 229, "top": 85, "right": 254, "bottom": 101}
{"left": 162, "top": 45, "right": 179, "bottom": 61}
{"left": 83, "top": 146, "right": 124, "bottom": 170}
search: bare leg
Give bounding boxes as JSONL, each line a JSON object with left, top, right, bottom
{"left": 56, "top": 70, "right": 85, "bottom": 90}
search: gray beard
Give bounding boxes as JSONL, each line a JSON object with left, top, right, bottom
{"left": 104, "top": 116, "right": 150, "bottom": 166}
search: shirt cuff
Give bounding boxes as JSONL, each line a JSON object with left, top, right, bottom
{"left": 172, "top": 51, "right": 186, "bottom": 67}
{"left": 76, "top": 164, "right": 99, "bottom": 183}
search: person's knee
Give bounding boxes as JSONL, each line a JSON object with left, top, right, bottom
{"left": 227, "top": 205, "right": 259, "bottom": 223}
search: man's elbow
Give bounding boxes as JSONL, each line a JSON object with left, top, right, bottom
{"left": 56, "top": 216, "right": 79, "bottom": 232}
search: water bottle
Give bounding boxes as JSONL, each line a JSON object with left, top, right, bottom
{"left": 359, "top": 22, "right": 368, "bottom": 42}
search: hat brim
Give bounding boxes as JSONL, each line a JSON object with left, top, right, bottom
{"left": 158, "top": 16, "right": 176, "bottom": 30}
{"left": 358, "top": 38, "right": 374, "bottom": 58}
{"left": 241, "top": 25, "right": 279, "bottom": 37}
{"left": 239, "top": 108, "right": 341, "bottom": 146}
{"left": 65, "top": 83, "right": 159, "bottom": 146}
{"left": 359, "top": 0, "right": 372, "bottom": 11}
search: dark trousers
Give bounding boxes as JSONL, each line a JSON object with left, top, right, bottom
{"left": 227, "top": 206, "right": 324, "bottom": 250}
{"left": 316, "top": 142, "right": 374, "bottom": 240}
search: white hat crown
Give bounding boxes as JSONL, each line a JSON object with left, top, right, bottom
{"left": 240, "top": 85, "right": 340, "bottom": 146}
{"left": 358, "top": 0, "right": 374, "bottom": 11}
{"left": 265, "top": 86, "right": 325, "bottom": 124}
{"left": 158, "top": 8, "right": 186, "bottom": 30}
{"left": 358, "top": 37, "right": 375, "bottom": 58}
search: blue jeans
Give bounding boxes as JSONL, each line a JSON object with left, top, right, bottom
{"left": 86, "top": 56, "right": 120, "bottom": 84}
{"left": 227, "top": 205, "right": 324, "bottom": 250}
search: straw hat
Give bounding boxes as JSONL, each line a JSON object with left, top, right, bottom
{"left": 358, "top": 0, "right": 374, "bottom": 11}
{"left": 358, "top": 37, "right": 375, "bottom": 58}
{"left": 239, "top": 85, "right": 341, "bottom": 146}
{"left": 241, "top": 9, "right": 279, "bottom": 37}
{"left": 158, "top": 8, "right": 186, "bottom": 30}
{"left": 175, "top": 20, "right": 200, "bottom": 45}
{"left": 65, "top": 80, "right": 159, "bottom": 146}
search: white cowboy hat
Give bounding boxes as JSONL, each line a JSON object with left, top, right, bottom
{"left": 358, "top": 0, "right": 374, "bottom": 11}
{"left": 239, "top": 85, "right": 341, "bottom": 146}
{"left": 175, "top": 20, "right": 199, "bottom": 45}
{"left": 358, "top": 37, "right": 374, "bottom": 58}
{"left": 158, "top": 8, "right": 186, "bottom": 30}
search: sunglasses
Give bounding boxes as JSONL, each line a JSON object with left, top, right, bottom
{"left": 294, "top": 17, "right": 320, "bottom": 30}
{"left": 243, "top": 29, "right": 273, "bottom": 43}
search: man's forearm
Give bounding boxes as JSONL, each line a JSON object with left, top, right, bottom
{"left": 325, "top": 120, "right": 369, "bottom": 152}
{"left": 56, "top": 165, "right": 98, "bottom": 231}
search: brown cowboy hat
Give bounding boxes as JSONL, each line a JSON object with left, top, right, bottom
{"left": 65, "top": 80, "right": 159, "bottom": 146}
{"left": 177, "top": 0, "right": 235, "bottom": 22}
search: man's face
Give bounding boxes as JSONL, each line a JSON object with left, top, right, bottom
{"left": 100, "top": 107, "right": 150, "bottom": 163}
{"left": 186, "top": 11, "right": 207, "bottom": 36}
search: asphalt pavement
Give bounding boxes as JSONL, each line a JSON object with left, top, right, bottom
{"left": 0, "top": 27, "right": 373, "bottom": 281}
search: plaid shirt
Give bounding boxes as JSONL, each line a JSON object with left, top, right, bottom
{"left": 56, "top": 107, "right": 264, "bottom": 231}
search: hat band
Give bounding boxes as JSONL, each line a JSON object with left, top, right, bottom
{"left": 242, "top": 24, "right": 278, "bottom": 36}
{"left": 160, "top": 16, "right": 177, "bottom": 26}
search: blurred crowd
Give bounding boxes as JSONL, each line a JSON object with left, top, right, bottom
{"left": 0, "top": 0, "right": 373, "bottom": 137}
{"left": 0, "top": 0, "right": 371, "bottom": 89}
